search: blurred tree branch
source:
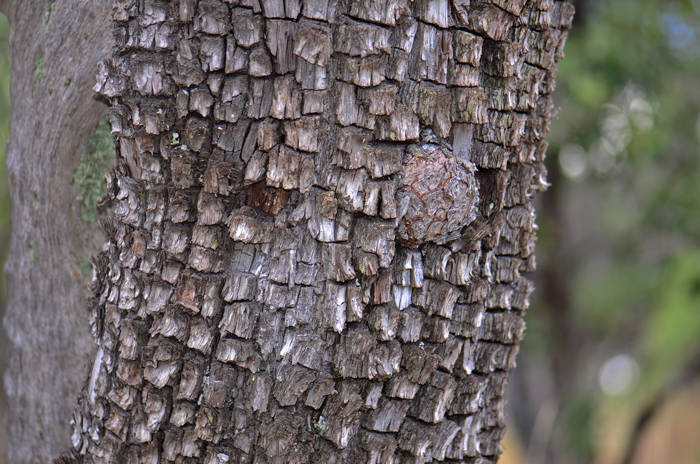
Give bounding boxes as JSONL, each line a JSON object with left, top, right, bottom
{"left": 622, "top": 350, "right": 700, "bottom": 464}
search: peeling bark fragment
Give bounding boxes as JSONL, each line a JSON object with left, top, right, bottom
{"left": 271, "top": 75, "right": 302, "bottom": 119}
{"left": 267, "top": 145, "right": 315, "bottom": 192}
{"left": 368, "top": 304, "right": 400, "bottom": 341}
{"left": 482, "top": 40, "right": 524, "bottom": 77}
{"left": 261, "top": 0, "right": 300, "bottom": 18}
{"left": 337, "top": 54, "right": 389, "bottom": 88}
{"left": 200, "top": 37, "right": 225, "bottom": 73}
{"left": 227, "top": 206, "right": 274, "bottom": 243}
{"left": 302, "top": 0, "right": 337, "bottom": 21}
{"left": 410, "top": 371, "right": 457, "bottom": 423}
{"left": 454, "top": 30, "right": 484, "bottom": 66}
{"left": 335, "top": 82, "right": 376, "bottom": 128}
{"left": 323, "top": 281, "right": 348, "bottom": 332}
{"left": 323, "top": 244, "right": 356, "bottom": 282}
{"left": 353, "top": 219, "right": 395, "bottom": 275}
{"left": 195, "top": 0, "right": 231, "bottom": 35}
{"left": 232, "top": 8, "right": 263, "bottom": 47}
{"left": 333, "top": 127, "right": 369, "bottom": 170}
{"left": 95, "top": 60, "right": 127, "bottom": 97}
{"left": 363, "top": 397, "right": 411, "bottom": 432}
{"left": 347, "top": 0, "right": 409, "bottom": 26}
{"left": 413, "top": 278, "right": 460, "bottom": 318}
{"left": 249, "top": 44, "right": 274, "bottom": 76}
{"left": 333, "top": 324, "right": 374, "bottom": 378}
{"left": 305, "top": 376, "right": 335, "bottom": 409}
{"left": 284, "top": 116, "right": 320, "bottom": 152}
{"left": 281, "top": 328, "right": 327, "bottom": 369}
{"left": 174, "top": 271, "right": 204, "bottom": 313}
{"left": 479, "top": 313, "right": 525, "bottom": 344}
{"left": 356, "top": 429, "right": 398, "bottom": 463}
{"left": 365, "top": 144, "right": 402, "bottom": 179}
{"left": 132, "top": 55, "right": 175, "bottom": 96}
{"left": 452, "top": 303, "right": 486, "bottom": 338}
{"left": 220, "top": 302, "right": 258, "bottom": 338}
{"left": 375, "top": 106, "right": 420, "bottom": 141}
{"left": 335, "top": 17, "right": 392, "bottom": 57}
{"left": 398, "top": 418, "right": 439, "bottom": 458}
{"left": 320, "top": 382, "right": 363, "bottom": 448}
{"left": 215, "top": 338, "right": 263, "bottom": 373}
{"left": 463, "top": 2, "right": 515, "bottom": 41}
{"left": 409, "top": 22, "right": 453, "bottom": 85}
{"left": 273, "top": 363, "right": 316, "bottom": 405}
{"left": 414, "top": 0, "right": 450, "bottom": 28}
{"left": 221, "top": 271, "right": 257, "bottom": 302}
{"left": 474, "top": 340, "right": 519, "bottom": 373}
{"left": 452, "top": 88, "right": 488, "bottom": 127}
{"left": 397, "top": 306, "right": 425, "bottom": 344}
{"left": 151, "top": 306, "right": 190, "bottom": 341}
{"left": 296, "top": 58, "right": 329, "bottom": 90}
{"left": 414, "top": 82, "right": 452, "bottom": 138}
{"left": 294, "top": 20, "right": 331, "bottom": 66}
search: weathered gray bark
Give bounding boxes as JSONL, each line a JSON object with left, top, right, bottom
{"left": 4, "top": 0, "right": 573, "bottom": 463}
{"left": 3, "top": 2, "right": 112, "bottom": 463}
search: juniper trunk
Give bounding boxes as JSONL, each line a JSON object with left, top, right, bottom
{"left": 9, "top": 0, "right": 574, "bottom": 463}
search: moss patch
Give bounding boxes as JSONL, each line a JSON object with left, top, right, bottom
{"left": 34, "top": 52, "right": 46, "bottom": 83}
{"left": 74, "top": 118, "right": 115, "bottom": 223}
{"left": 78, "top": 258, "right": 93, "bottom": 277}
{"left": 43, "top": 1, "right": 55, "bottom": 26}
{"left": 29, "top": 242, "right": 38, "bottom": 263}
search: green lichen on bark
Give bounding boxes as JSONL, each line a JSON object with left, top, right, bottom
{"left": 77, "top": 258, "right": 92, "bottom": 277}
{"left": 43, "top": 1, "right": 55, "bottom": 26}
{"left": 73, "top": 117, "right": 114, "bottom": 223}
{"left": 28, "top": 242, "right": 37, "bottom": 263}
{"left": 34, "top": 52, "right": 46, "bottom": 83}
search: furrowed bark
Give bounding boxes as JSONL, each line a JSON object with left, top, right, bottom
{"left": 3, "top": 2, "right": 112, "bottom": 463}
{"left": 66, "top": 1, "right": 573, "bottom": 463}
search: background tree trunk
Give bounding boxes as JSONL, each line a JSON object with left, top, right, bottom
{"left": 3, "top": 2, "right": 112, "bottom": 463}
{"left": 4, "top": 0, "right": 573, "bottom": 463}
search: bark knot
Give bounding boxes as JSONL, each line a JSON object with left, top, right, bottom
{"left": 397, "top": 143, "right": 478, "bottom": 247}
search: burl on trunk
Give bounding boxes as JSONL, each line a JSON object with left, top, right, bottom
{"left": 65, "top": 0, "right": 573, "bottom": 463}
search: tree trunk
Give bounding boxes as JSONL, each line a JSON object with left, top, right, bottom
{"left": 6, "top": 0, "right": 574, "bottom": 463}
{"left": 2, "top": 2, "right": 112, "bottom": 463}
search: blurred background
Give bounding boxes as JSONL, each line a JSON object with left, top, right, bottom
{"left": 1, "top": 0, "right": 700, "bottom": 463}
{"left": 503, "top": 0, "right": 700, "bottom": 463}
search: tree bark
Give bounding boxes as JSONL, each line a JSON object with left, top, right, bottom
{"left": 3, "top": 2, "right": 113, "bottom": 463}
{"left": 6, "top": 0, "right": 573, "bottom": 463}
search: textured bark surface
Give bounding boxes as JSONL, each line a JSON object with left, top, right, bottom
{"left": 67, "top": 0, "right": 573, "bottom": 463}
{"left": 3, "top": 2, "right": 114, "bottom": 464}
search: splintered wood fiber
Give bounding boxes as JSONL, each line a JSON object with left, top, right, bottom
{"left": 72, "top": 0, "right": 574, "bottom": 462}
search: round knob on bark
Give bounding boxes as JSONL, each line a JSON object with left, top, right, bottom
{"left": 397, "top": 143, "right": 478, "bottom": 247}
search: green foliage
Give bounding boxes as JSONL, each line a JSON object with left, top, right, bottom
{"left": 73, "top": 118, "right": 115, "bottom": 223}
{"left": 641, "top": 250, "right": 700, "bottom": 392}
{"left": 561, "top": 395, "right": 595, "bottom": 457}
